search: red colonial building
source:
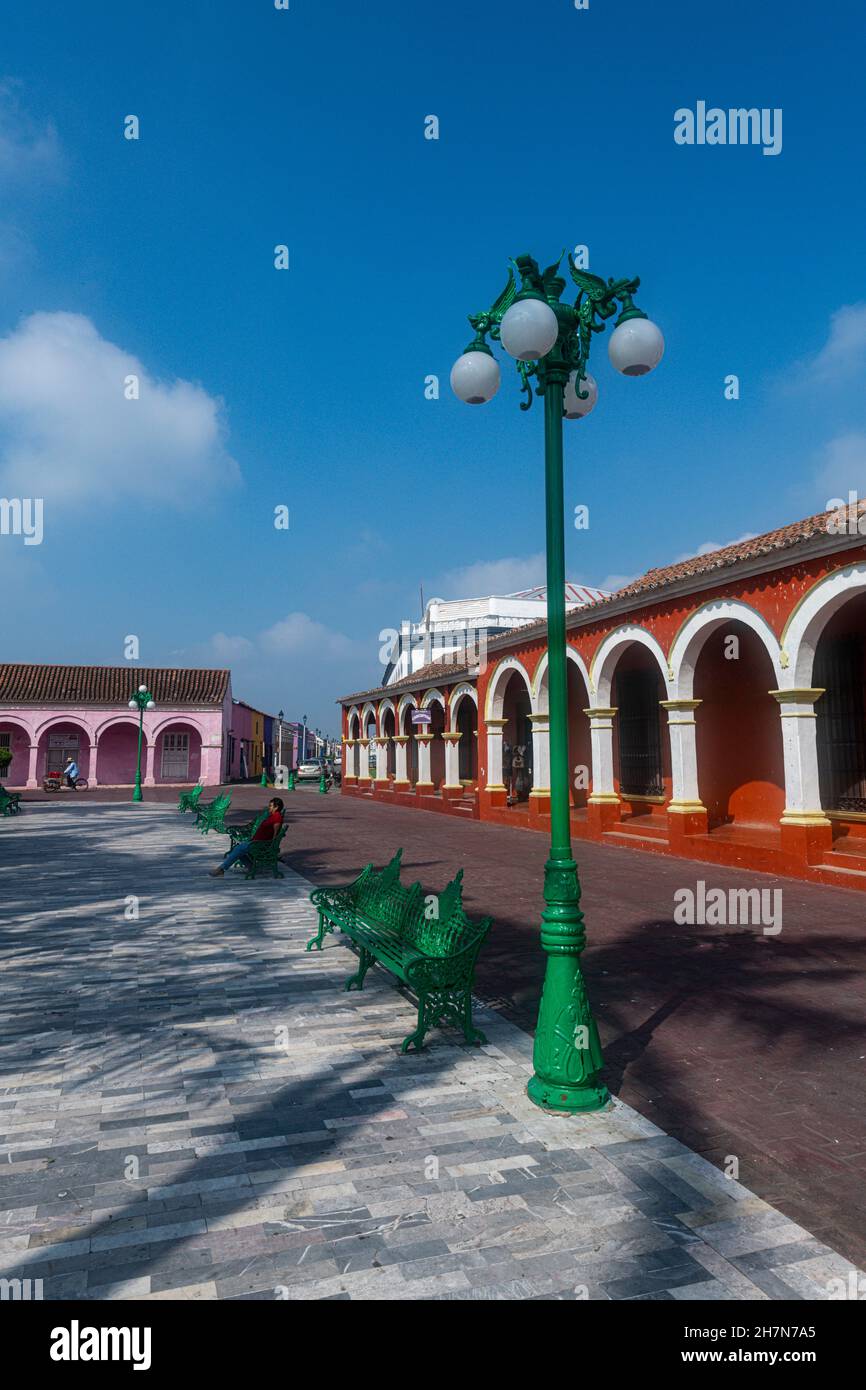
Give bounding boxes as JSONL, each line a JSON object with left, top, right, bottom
{"left": 339, "top": 503, "right": 866, "bottom": 891}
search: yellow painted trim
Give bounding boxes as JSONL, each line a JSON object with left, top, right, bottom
{"left": 587, "top": 792, "right": 621, "bottom": 804}
{"left": 780, "top": 811, "right": 832, "bottom": 827}
{"left": 667, "top": 800, "right": 707, "bottom": 814}
{"left": 778, "top": 562, "right": 866, "bottom": 661}
{"left": 583, "top": 706, "right": 618, "bottom": 719}
{"left": 485, "top": 783, "right": 507, "bottom": 792}
{"left": 768, "top": 688, "right": 825, "bottom": 701}
{"left": 623, "top": 793, "right": 667, "bottom": 804}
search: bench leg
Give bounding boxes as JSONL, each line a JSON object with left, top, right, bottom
{"left": 400, "top": 988, "right": 488, "bottom": 1052}
{"left": 345, "top": 946, "right": 373, "bottom": 991}
{"left": 459, "top": 989, "right": 488, "bottom": 1047}
{"left": 401, "top": 994, "right": 432, "bottom": 1053}
{"left": 305, "top": 911, "right": 333, "bottom": 952}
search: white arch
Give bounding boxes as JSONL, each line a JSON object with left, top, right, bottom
{"left": 420, "top": 687, "right": 446, "bottom": 710}
{"left": 484, "top": 656, "right": 533, "bottom": 721}
{"left": 784, "top": 563, "right": 866, "bottom": 687}
{"left": 533, "top": 648, "right": 592, "bottom": 714}
{"left": 378, "top": 697, "right": 397, "bottom": 730}
{"left": 590, "top": 626, "right": 671, "bottom": 707}
{"left": 449, "top": 682, "right": 478, "bottom": 726}
{"left": 360, "top": 701, "right": 378, "bottom": 734}
{"left": 670, "top": 599, "right": 783, "bottom": 699}
{"left": 346, "top": 706, "right": 361, "bottom": 737}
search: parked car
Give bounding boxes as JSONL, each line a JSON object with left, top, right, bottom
{"left": 296, "top": 760, "right": 323, "bottom": 782}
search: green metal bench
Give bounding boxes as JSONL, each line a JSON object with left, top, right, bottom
{"left": 0, "top": 787, "right": 22, "bottom": 816}
{"left": 178, "top": 784, "right": 204, "bottom": 814}
{"left": 226, "top": 820, "right": 288, "bottom": 879}
{"left": 307, "top": 850, "right": 492, "bottom": 1053}
{"left": 194, "top": 791, "right": 232, "bottom": 835}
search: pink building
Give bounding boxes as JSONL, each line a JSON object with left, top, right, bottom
{"left": 0, "top": 665, "right": 232, "bottom": 788}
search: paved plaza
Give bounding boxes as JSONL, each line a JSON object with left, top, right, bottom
{"left": 0, "top": 801, "right": 863, "bottom": 1300}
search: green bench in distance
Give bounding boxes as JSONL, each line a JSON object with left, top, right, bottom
{"left": 307, "top": 849, "right": 492, "bottom": 1052}
{"left": 178, "top": 784, "right": 204, "bottom": 814}
{"left": 195, "top": 791, "right": 232, "bottom": 835}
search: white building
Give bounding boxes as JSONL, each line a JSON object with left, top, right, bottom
{"left": 382, "top": 584, "right": 609, "bottom": 686}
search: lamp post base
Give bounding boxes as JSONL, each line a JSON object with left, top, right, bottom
{"left": 527, "top": 856, "right": 610, "bottom": 1115}
{"left": 527, "top": 1073, "right": 609, "bottom": 1114}
{"left": 132, "top": 784, "right": 143, "bottom": 803}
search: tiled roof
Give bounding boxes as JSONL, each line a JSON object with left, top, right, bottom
{"left": 602, "top": 503, "right": 866, "bottom": 601}
{"left": 338, "top": 502, "right": 866, "bottom": 705}
{"left": 0, "top": 665, "right": 230, "bottom": 705}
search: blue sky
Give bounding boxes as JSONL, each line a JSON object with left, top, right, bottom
{"left": 1, "top": 0, "right": 865, "bottom": 731}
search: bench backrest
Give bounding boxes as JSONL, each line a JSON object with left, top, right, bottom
{"left": 403, "top": 869, "right": 484, "bottom": 957}
{"left": 369, "top": 880, "right": 423, "bottom": 934}
{"left": 353, "top": 848, "right": 403, "bottom": 911}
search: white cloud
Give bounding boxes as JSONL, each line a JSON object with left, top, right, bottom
{"left": 673, "top": 534, "right": 757, "bottom": 564}
{"left": 209, "top": 633, "right": 255, "bottom": 661}
{"left": 0, "top": 312, "right": 240, "bottom": 504}
{"left": 436, "top": 552, "right": 547, "bottom": 598}
{"left": 793, "top": 303, "right": 866, "bottom": 387}
{"left": 596, "top": 572, "right": 640, "bottom": 593}
{"left": 259, "top": 612, "right": 359, "bottom": 661}
{"left": 816, "top": 432, "right": 866, "bottom": 502}
{"left": 0, "top": 82, "right": 63, "bottom": 185}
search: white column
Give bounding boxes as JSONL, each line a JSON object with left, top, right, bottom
{"left": 660, "top": 699, "right": 704, "bottom": 812}
{"left": 144, "top": 742, "right": 156, "bottom": 787}
{"left": 393, "top": 735, "right": 409, "bottom": 784}
{"left": 443, "top": 732, "right": 462, "bottom": 789}
{"left": 88, "top": 743, "right": 99, "bottom": 787}
{"left": 585, "top": 706, "right": 620, "bottom": 803}
{"left": 528, "top": 713, "right": 550, "bottom": 797}
{"left": 375, "top": 738, "right": 390, "bottom": 783}
{"left": 27, "top": 742, "right": 38, "bottom": 789}
{"left": 358, "top": 738, "right": 370, "bottom": 781}
{"left": 485, "top": 718, "right": 507, "bottom": 790}
{"left": 415, "top": 732, "right": 433, "bottom": 788}
{"left": 769, "top": 688, "right": 831, "bottom": 825}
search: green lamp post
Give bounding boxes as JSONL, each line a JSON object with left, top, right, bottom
{"left": 451, "top": 251, "right": 664, "bottom": 1113}
{"left": 127, "top": 684, "right": 156, "bottom": 803}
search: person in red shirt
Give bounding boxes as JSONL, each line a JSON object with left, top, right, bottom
{"left": 209, "top": 798, "right": 284, "bottom": 877}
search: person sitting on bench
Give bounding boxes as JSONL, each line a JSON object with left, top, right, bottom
{"left": 209, "top": 798, "right": 284, "bottom": 877}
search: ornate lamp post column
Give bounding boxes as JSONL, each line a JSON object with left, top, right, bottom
{"left": 452, "top": 250, "right": 663, "bottom": 1113}
{"left": 128, "top": 684, "right": 156, "bottom": 803}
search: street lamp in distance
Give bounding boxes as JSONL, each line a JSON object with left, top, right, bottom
{"left": 128, "top": 684, "right": 156, "bottom": 803}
